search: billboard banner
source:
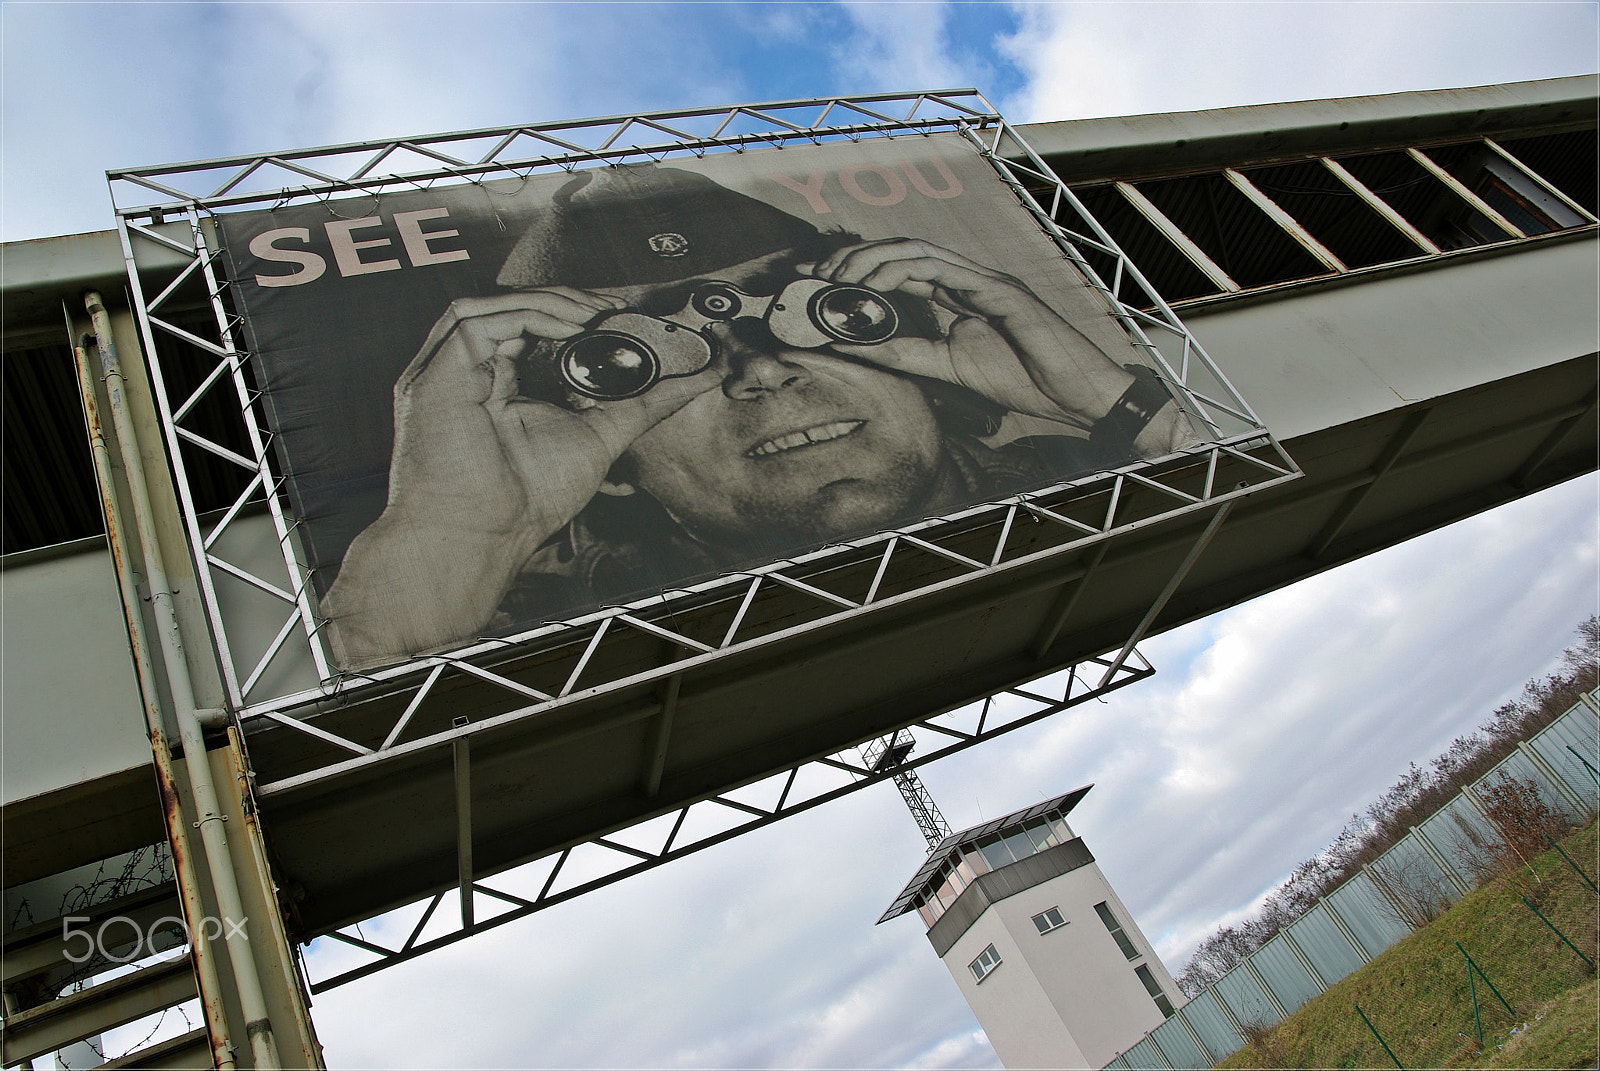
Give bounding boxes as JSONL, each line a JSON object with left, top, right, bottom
{"left": 216, "top": 133, "right": 1202, "bottom": 671}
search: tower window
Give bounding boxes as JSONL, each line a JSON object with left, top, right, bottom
{"left": 1031, "top": 906, "right": 1067, "bottom": 934}
{"left": 1135, "top": 964, "right": 1175, "bottom": 1018}
{"left": 969, "top": 943, "right": 1002, "bottom": 984}
{"left": 1094, "top": 901, "right": 1139, "bottom": 960}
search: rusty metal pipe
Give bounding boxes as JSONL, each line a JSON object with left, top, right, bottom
{"left": 83, "top": 291, "right": 281, "bottom": 1071}
{"left": 68, "top": 320, "right": 239, "bottom": 1071}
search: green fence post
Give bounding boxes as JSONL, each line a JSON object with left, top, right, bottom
{"left": 1520, "top": 896, "right": 1596, "bottom": 969}
{"left": 1543, "top": 831, "right": 1598, "bottom": 894}
{"left": 1565, "top": 744, "right": 1599, "bottom": 786}
{"left": 1455, "top": 942, "right": 1516, "bottom": 1017}
{"left": 1464, "top": 946, "right": 1485, "bottom": 1046}
{"left": 1354, "top": 1004, "right": 1404, "bottom": 1070}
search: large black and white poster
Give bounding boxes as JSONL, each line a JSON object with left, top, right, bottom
{"left": 218, "top": 134, "right": 1201, "bottom": 671}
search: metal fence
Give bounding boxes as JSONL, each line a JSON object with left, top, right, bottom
{"left": 1102, "top": 690, "right": 1600, "bottom": 1070}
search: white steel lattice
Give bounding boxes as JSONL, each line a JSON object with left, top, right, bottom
{"left": 108, "top": 89, "right": 1299, "bottom": 787}
{"left": 306, "top": 649, "right": 1153, "bottom": 992}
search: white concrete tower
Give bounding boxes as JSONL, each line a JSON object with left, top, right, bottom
{"left": 880, "top": 787, "right": 1182, "bottom": 1069}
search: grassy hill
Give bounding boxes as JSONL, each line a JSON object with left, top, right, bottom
{"left": 1217, "top": 819, "right": 1597, "bottom": 1070}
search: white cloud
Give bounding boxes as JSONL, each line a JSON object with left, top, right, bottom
{"left": 832, "top": 2, "right": 975, "bottom": 93}
{"left": 0, "top": 3, "right": 753, "bottom": 242}
{"left": 999, "top": 2, "right": 1599, "bottom": 123}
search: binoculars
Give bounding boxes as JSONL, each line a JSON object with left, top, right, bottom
{"left": 555, "top": 278, "right": 901, "bottom": 400}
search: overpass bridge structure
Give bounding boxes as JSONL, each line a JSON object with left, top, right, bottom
{"left": 2, "top": 75, "right": 1594, "bottom": 1068}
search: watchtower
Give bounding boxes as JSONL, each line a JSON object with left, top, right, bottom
{"left": 880, "top": 786, "right": 1183, "bottom": 1069}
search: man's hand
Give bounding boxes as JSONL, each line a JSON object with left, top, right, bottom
{"left": 324, "top": 288, "right": 721, "bottom": 667}
{"left": 805, "top": 239, "right": 1149, "bottom": 427}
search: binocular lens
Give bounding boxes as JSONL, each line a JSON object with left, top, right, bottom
{"left": 811, "top": 286, "right": 899, "bottom": 344}
{"left": 559, "top": 332, "right": 660, "bottom": 400}
{"left": 691, "top": 285, "right": 743, "bottom": 320}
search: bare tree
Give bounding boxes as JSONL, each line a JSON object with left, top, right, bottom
{"left": 1474, "top": 776, "right": 1573, "bottom": 884}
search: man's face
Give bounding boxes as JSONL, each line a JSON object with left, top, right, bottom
{"left": 602, "top": 252, "right": 950, "bottom": 549}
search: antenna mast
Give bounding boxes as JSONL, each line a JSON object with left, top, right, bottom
{"left": 861, "top": 730, "right": 951, "bottom": 850}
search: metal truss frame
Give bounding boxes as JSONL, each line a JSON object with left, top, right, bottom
{"left": 107, "top": 88, "right": 1290, "bottom": 724}
{"left": 248, "top": 444, "right": 1292, "bottom": 798}
{"left": 307, "top": 647, "right": 1154, "bottom": 993}
{"left": 103, "top": 96, "right": 1299, "bottom": 992}
{"left": 104, "top": 88, "right": 1302, "bottom": 988}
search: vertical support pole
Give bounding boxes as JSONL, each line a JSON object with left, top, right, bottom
{"left": 85, "top": 292, "right": 282, "bottom": 1071}
{"left": 1210, "top": 983, "right": 1247, "bottom": 1040}
{"left": 1566, "top": 745, "right": 1600, "bottom": 787}
{"left": 69, "top": 320, "right": 237, "bottom": 1071}
{"left": 642, "top": 675, "right": 681, "bottom": 798}
{"left": 453, "top": 717, "right": 474, "bottom": 930}
{"left": 1465, "top": 945, "right": 1485, "bottom": 1046}
{"left": 1406, "top": 147, "right": 1526, "bottom": 238}
{"left": 1320, "top": 156, "right": 1441, "bottom": 254}
{"left": 1483, "top": 136, "right": 1600, "bottom": 223}
{"left": 1578, "top": 690, "right": 1600, "bottom": 721}
{"left": 1223, "top": 168, "right": 1347, "bottom": 272}
{"left": 1114, "top": 181, "right": 1241, "bottom": 293}
{"left": 1030, "top": 542, "right": 1109, "bottom": 660}
{"left": 1455, "top": 943, "right": 1516, "bottom": 1017}
{"left": 1100, "top": 501, "right": 1234, "bottom": 688}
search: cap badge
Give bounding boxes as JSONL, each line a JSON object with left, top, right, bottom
{"left": 647, "top": 232, "right": 690, "bottom": 258}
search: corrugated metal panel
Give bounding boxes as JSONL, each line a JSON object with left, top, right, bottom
{"left": 1529, "top": 704, "right": 1600, "bottom": 809}
{"left": 1123, "top": 1037, "right": 1166, "bottom": 1070}
{"left": 1251, "top": 934, "right": 1321, "bottom": 1015}
{"left": 1242, "top": 158, "right": 1420, "bottom": 269}
{"left": 1373, "top": 834, "right": 1459, "bottom": 912}
{"left": 1135, "top": 171, "right": 1327, "bottom": 288}
{"left": 1417, "top": 796, "right": 1498, "bottom": 881}
{"left": 1479, "top": 750, "right": 1574, "bottom": 815}
{"left": 1214, "top": 962, "right": 1279, "bottom": 1028}
{"left": 1286, "top": 905, "right": 1365, "bottom": 984}
{"left": 2, "top": 344, "right": 102, "bottom": 553}
{"left": 1177, "top": 990, "right": 1241, "bottom": 1061}
{"left": 1498, "top": 128, "right": 1599, "bottom": 215}
{"left": 1150, "top": 1015, "right": 1207, "bottom": 1069}
{"left": 1327, "top": 876, "right": 1412, "bottom": 956}
{"left": 1069, "top": 185, "right": 1221, "bottom": 303}
{"left": 1105, "top": 1055, "right": 1131, "bottom": 1070}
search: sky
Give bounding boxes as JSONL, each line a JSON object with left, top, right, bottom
{"left": 6, "top": 1, "right": 1596, "bottom": 1068}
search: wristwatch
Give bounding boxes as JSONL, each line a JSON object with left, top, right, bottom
{"left": 1088, "top": 364, "right": 1173, "bottom": 452}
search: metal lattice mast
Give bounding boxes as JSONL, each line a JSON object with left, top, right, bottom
{"left": 861, "top": 730, "right": 952, "bottom": 850}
